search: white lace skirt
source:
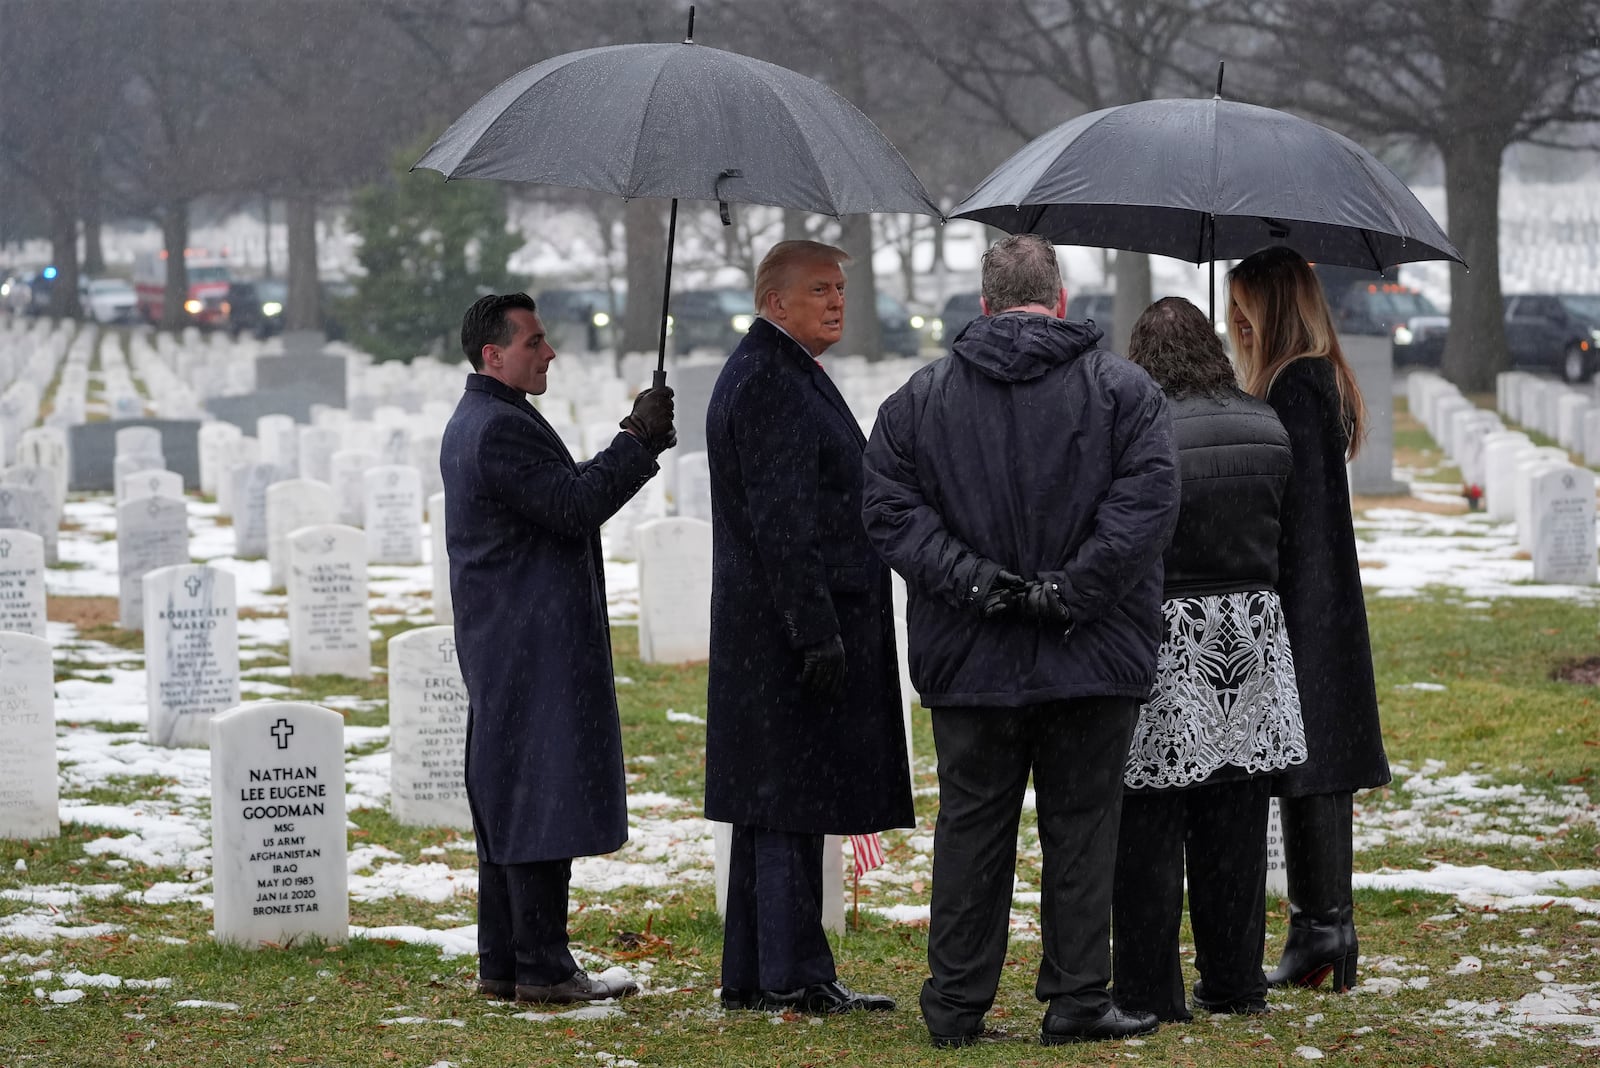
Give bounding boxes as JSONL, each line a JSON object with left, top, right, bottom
{"left": 1123, "top": 589, "right": 1308, "bottom": 791}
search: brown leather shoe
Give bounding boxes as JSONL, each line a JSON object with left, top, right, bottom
{"left": 515, "top": 970, "right": 640, "bottom": 1005}
{"left": 477, "top": 978, "right": 516, "bottom": 1000}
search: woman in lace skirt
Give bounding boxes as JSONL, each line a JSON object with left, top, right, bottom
{"left": 1110, "top": 297, "right": 1307, "bottom": 1021}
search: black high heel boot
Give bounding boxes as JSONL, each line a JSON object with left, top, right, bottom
{"left": 1268, "top": 793, "right": 1357, "bottom": 991}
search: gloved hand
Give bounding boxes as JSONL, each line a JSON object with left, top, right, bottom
{"left": 797, "top": 633, "right": 847, "bottom": 701}
{"left": 620, "top": 385, "right": 677, "bottom": 453}
{"left": 981, "top": 568, "right": 1026, "bottom": 618}
{"left": 1015, "top": 580, "right": 1073, "bottom": 627}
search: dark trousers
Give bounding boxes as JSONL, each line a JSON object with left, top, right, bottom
{"left": 1279, "top": 791, "right": 1355, "bottom": 914}
{"left": 721, "top": 825, "right": 837, "bottom": 992}
{"left": 1111, "top": 777, "right": 1271, "bottom": 1020}
{"left": 920, "top": 697, "right": 1139, "bottom": 1037}
{"left": 477, "top": 859, "right": 578, "bottom": 986}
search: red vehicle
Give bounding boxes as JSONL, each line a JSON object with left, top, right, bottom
{"left": 133, "top": 249, "right": 232, "bottom": 327}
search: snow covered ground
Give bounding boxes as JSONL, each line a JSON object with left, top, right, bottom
{"left": 7, "top": 489, "right": 1600, "bottom": 1049}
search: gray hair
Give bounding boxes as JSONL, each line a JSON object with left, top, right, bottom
{"left": 980, "top": 233, "right": 1062, "bottom": 312}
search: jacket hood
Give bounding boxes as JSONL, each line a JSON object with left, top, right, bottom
{"left": 951, "top": 312, "right": 1105, "bottom": 383}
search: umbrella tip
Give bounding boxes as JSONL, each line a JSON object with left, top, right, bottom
{"left": 685, "top": 4, "right": 695, "bottom": 43}
{"left": 1215, "top": 61, "right": 1225, "bottom": 100}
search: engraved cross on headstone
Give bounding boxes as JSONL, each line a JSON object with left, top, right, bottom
{"left": 270, "top": 717, "right": 295, "bottom": 750}
{"left": 185, "top": 574, "right": 203, "bottom": 597}
{"left": 0, "top": 538, "right": 9, "bottom": 559}
{"left": 438, "top": 637, "right": 456, "bottom": 663}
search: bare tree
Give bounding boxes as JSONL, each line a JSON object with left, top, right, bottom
{"left": 1235, "top": 0, "right": 1600, "bottom": 390}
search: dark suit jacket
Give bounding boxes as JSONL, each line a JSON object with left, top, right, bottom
{"left": 704, "top": 319, "right": 913, "bottom": 834}
{"left": 441, "top": 373, "right": 657, "bottom": 863}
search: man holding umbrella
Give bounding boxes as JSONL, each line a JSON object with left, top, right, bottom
{"left": 442, "top": 293, "right": 676, "bottom": 1004}
{"left": 861, "top": 235, "right": 1179, "bottom": 1046}
{"left": 705, "top": 240, "right": 914, "bottom": 1014}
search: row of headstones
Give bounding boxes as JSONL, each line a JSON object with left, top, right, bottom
{"left": 0, "top": 320, "right": 70, "bottom": 461}
{"left": 1495, "top": 370, "right": 1600, "bottom": 463}
{"left": 1409, "top": 372, "right": 1597, "bottom": 584}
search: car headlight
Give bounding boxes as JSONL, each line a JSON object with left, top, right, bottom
{"left": 909, "top": 314, "right": 925, "bottom": 330}
{"left": 183, "top": 298, "right": 203, "bottom": 315}
{"left": 1393, "top": 325, "right": 1413, "bottom": 345}
{"left": 930, "top": 318, "right": 944, "bottom": 341}
{"left": 731, "top": 313, "right": 754, "bottom": 332}
{"left": 1590, "top": 328, "right": 1600, "bottom": 345}
{"left": 591, "top": 311, "right": 610, "bottom": 328}
{"left": 262, "top": 301, "right": 283, "bottom": 316}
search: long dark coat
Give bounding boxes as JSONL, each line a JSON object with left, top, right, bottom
{"left": 441, "top": 373, "right": 658, "bottom": 863}
{"left": 704, "top": 319, "right": 914, "bottom": 834}
{"left": 1266, "top": 358, "right": 1391, "bottom": 797}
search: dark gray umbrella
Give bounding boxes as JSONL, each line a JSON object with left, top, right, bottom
{"left": 952, "top": 93, "right": 1464, "bottom": 316}
{"left": 415, "top": 14, "right": 940, "bottom": 386}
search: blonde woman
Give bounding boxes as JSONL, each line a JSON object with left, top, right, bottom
{"left": 1226, "top": 247, "right": 1391, "bottom": 993}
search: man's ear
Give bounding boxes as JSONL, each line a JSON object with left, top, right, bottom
{"left": 481, "top": 343, "right": 498, "bottom": 367}
{"left": 979, "top": 295, "right": 990, "bottom": 316}
{"left": 1054, "top": 287, "right": 1067, "bottom": 319}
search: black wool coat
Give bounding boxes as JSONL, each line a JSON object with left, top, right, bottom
{"left": 441, "top": 373, "right": 658, "bottom": 863}
{"left": 703, "top": 319, "right": 914, "bottom": 834}
{"left": 861, "top": 313, "right": 1179, "bottom": 707}
{"left": 1265, "top": 358, "right": 1391, "bottom": 797}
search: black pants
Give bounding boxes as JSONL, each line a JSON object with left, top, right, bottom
{"left": 1279, "top": 791, "right": 1355, "bottom": 914}
{"left": 920, "top": 698, "right": 1139, "bottom": 1037}
{"left": 477, "top": 859, "right": 579, "bottom": 986}
{"left": 721, "top": 825, "right": 837, "bottom": 992}
{"left": 1111, "top": 777, "right": 1271, "bottom": 1020}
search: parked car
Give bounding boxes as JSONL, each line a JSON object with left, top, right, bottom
{"left": 1066, "top": 290, "right": 1114, "bottom": 325}
{"left": 670, "top": 287, "right": 754, "bottom": 354}
{"left": 1313, "top": 263, "right": 1450, "bottom": 366}
{"left": 78, "top": 277, "right": 139, "bottom": 324}
{"left": 933, "top": 291, "right": 983, "bottom": 350}
{"left": 876, "top": 291, "right": 921, "bottom": 356}
{"left": 1503, "top": 293, "right": 1600, "bottom": 383}
{"left": 223, "top": 280, "right": 288, "bottom": 338}
{"left": 536, "top": 286, "right": 624, "bottom": 354}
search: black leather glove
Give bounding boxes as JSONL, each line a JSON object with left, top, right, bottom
{"left": 1015, "top": 580, "right": 1073, "bottom": 627}
{"left": 981, "top": 568, "right": 1026, "bottom": 618}
{"left": 797, "top": 633, "right": 847, "bottom": 701}
{"left": 620, "top": 385, "right": 677, "bottom": 453}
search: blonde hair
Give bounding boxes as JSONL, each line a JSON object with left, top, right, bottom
{"left": 1227, "top": 247, "right": 1367, "bottom": 458}
{"left": 755, "top": 240, "right": 850, "bottom": 315}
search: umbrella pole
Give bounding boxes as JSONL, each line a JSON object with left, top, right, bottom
{"left": 653, "top": 197, "right": 679, "bottom": 391}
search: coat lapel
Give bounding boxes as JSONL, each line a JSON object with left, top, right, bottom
{"left": 752, "top": 320, "right": 866, "bottom": 449}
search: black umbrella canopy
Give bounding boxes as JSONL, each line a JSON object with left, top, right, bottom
{"left": 416, "top": 42, "right": 940, "bottom": 218}
{"left": 953, "top": 97, "right": 1463, "bottom": 271}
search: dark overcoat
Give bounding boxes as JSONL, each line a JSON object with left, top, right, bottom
{"left": 441, "top": 373, "right": 658, "bottom": 863}
{"left": 1265, "top": 358, "right": 1391, "bottom": 797}
{"left": 704, "top": 318, "right": 914, "bottom": 834}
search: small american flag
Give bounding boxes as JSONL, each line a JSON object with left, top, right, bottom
{"left": 849, "top": 833, "right": 885, "bottom": 875}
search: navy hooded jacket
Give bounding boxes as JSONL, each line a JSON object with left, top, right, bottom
{"left": 861, "top": 312, "right": 1179, "bottom": 707}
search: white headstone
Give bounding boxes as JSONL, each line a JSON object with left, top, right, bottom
{"left": 14, "top": 426, "right": 68, "bottom": 508}
{"left": 1532, "top": 466, "right": 1598, "bottom": 585}
{"left": 330, "top": 449, "right": 378, "bottom": 527}
{"left": 1558, "top": 394, "right": 1593, "bottom": 453}
{"left": 209, "top": 701, "right": 349, "bottom": 947}
{"left": 0, "top": 632, "right": 58, "bottom": 838}
{"left": 113, "top": 452, "right": 165, "bottom": 487}
{"left": 713, "top": 825, "right": 845, "bottom": 936}
{"left": 267, "top": 479, "right": 338, "bottom": 589}
{"left": 0, "top": 482, "right": 55, "bottom": 565}
{"left": 230, "top": 462, "right": 278, "bottom": 558}
{"left": 1584, "top": 409, "right": 1600, "bottom": 466}
{"left": 198, "top": 422, "right": 243, "bottom": 498}
{"left": 1483, "top": 437, "right": 1535, "bottom": 520}
{"left": 143, "top": 565, "right": 241, "bottom": 748}
{"left": 363, "top": 465, "right": 423, "bottom": 565}
{"left": 216, "top": 436, "right": 260, "bottom": 518}
{"left": 117, "top": 467, "right": 184, "bottom": 503}
{"left": 674, "top": 451, "right": 712, "bottom": 521}
{"left": 635, "top": 518, "right": 712, "bottom": 663}
{"left": 428, "top": 491, "right": 452, "bottom": 625}
{"left": 387, "top": 626, "right": 472, "bottom": 829}
{"left": 287, "top": 524, "right": 370, "bottom": 679}
{"left": 378, "top": 425, "right": 411, "bottom": 467}
{"left": 116, "top": 495, "right": 189, "bottom": 630}
{"left": 0, "top": 530, "right": 46, "bottom": 637}
{"left": 115, "top": 425, "right": 163, "bottom": 460}
{"left": 1265, "top": 797, "right": 1287, "bottom": 899}
{"left": 257, "top": 414, "right": 298, "bottom": 473}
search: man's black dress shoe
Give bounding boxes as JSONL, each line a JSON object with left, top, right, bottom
{"left": 1040, "top": 1004, "right": 1159, "bottom": 1045}
{"left": 719, "top": 986, "right": 757, "bottom": 1010}
{"left": 757, "top": 980, "right": 896, "bottom": 1014}
{"left": 514, "top": 969, "right": 640, "bottom": 1004}
{"left": 477, "top": 978, "right": 516, "bottom": 1000}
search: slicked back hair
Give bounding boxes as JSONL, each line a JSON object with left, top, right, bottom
{"left": 980, "top": 233, "right": 1062, "bottom": 312}
{"left": 460, "top": 292, "right": 536, "bottom": 370}
{"left": 755, "top": 240, "right": 851, "bottom": 315}
{"left": 1227, "top": 247, "right": 1367, "bottom": 458}
{"left": 1126, "top": 297, "right": 1240, "bottom": 399}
